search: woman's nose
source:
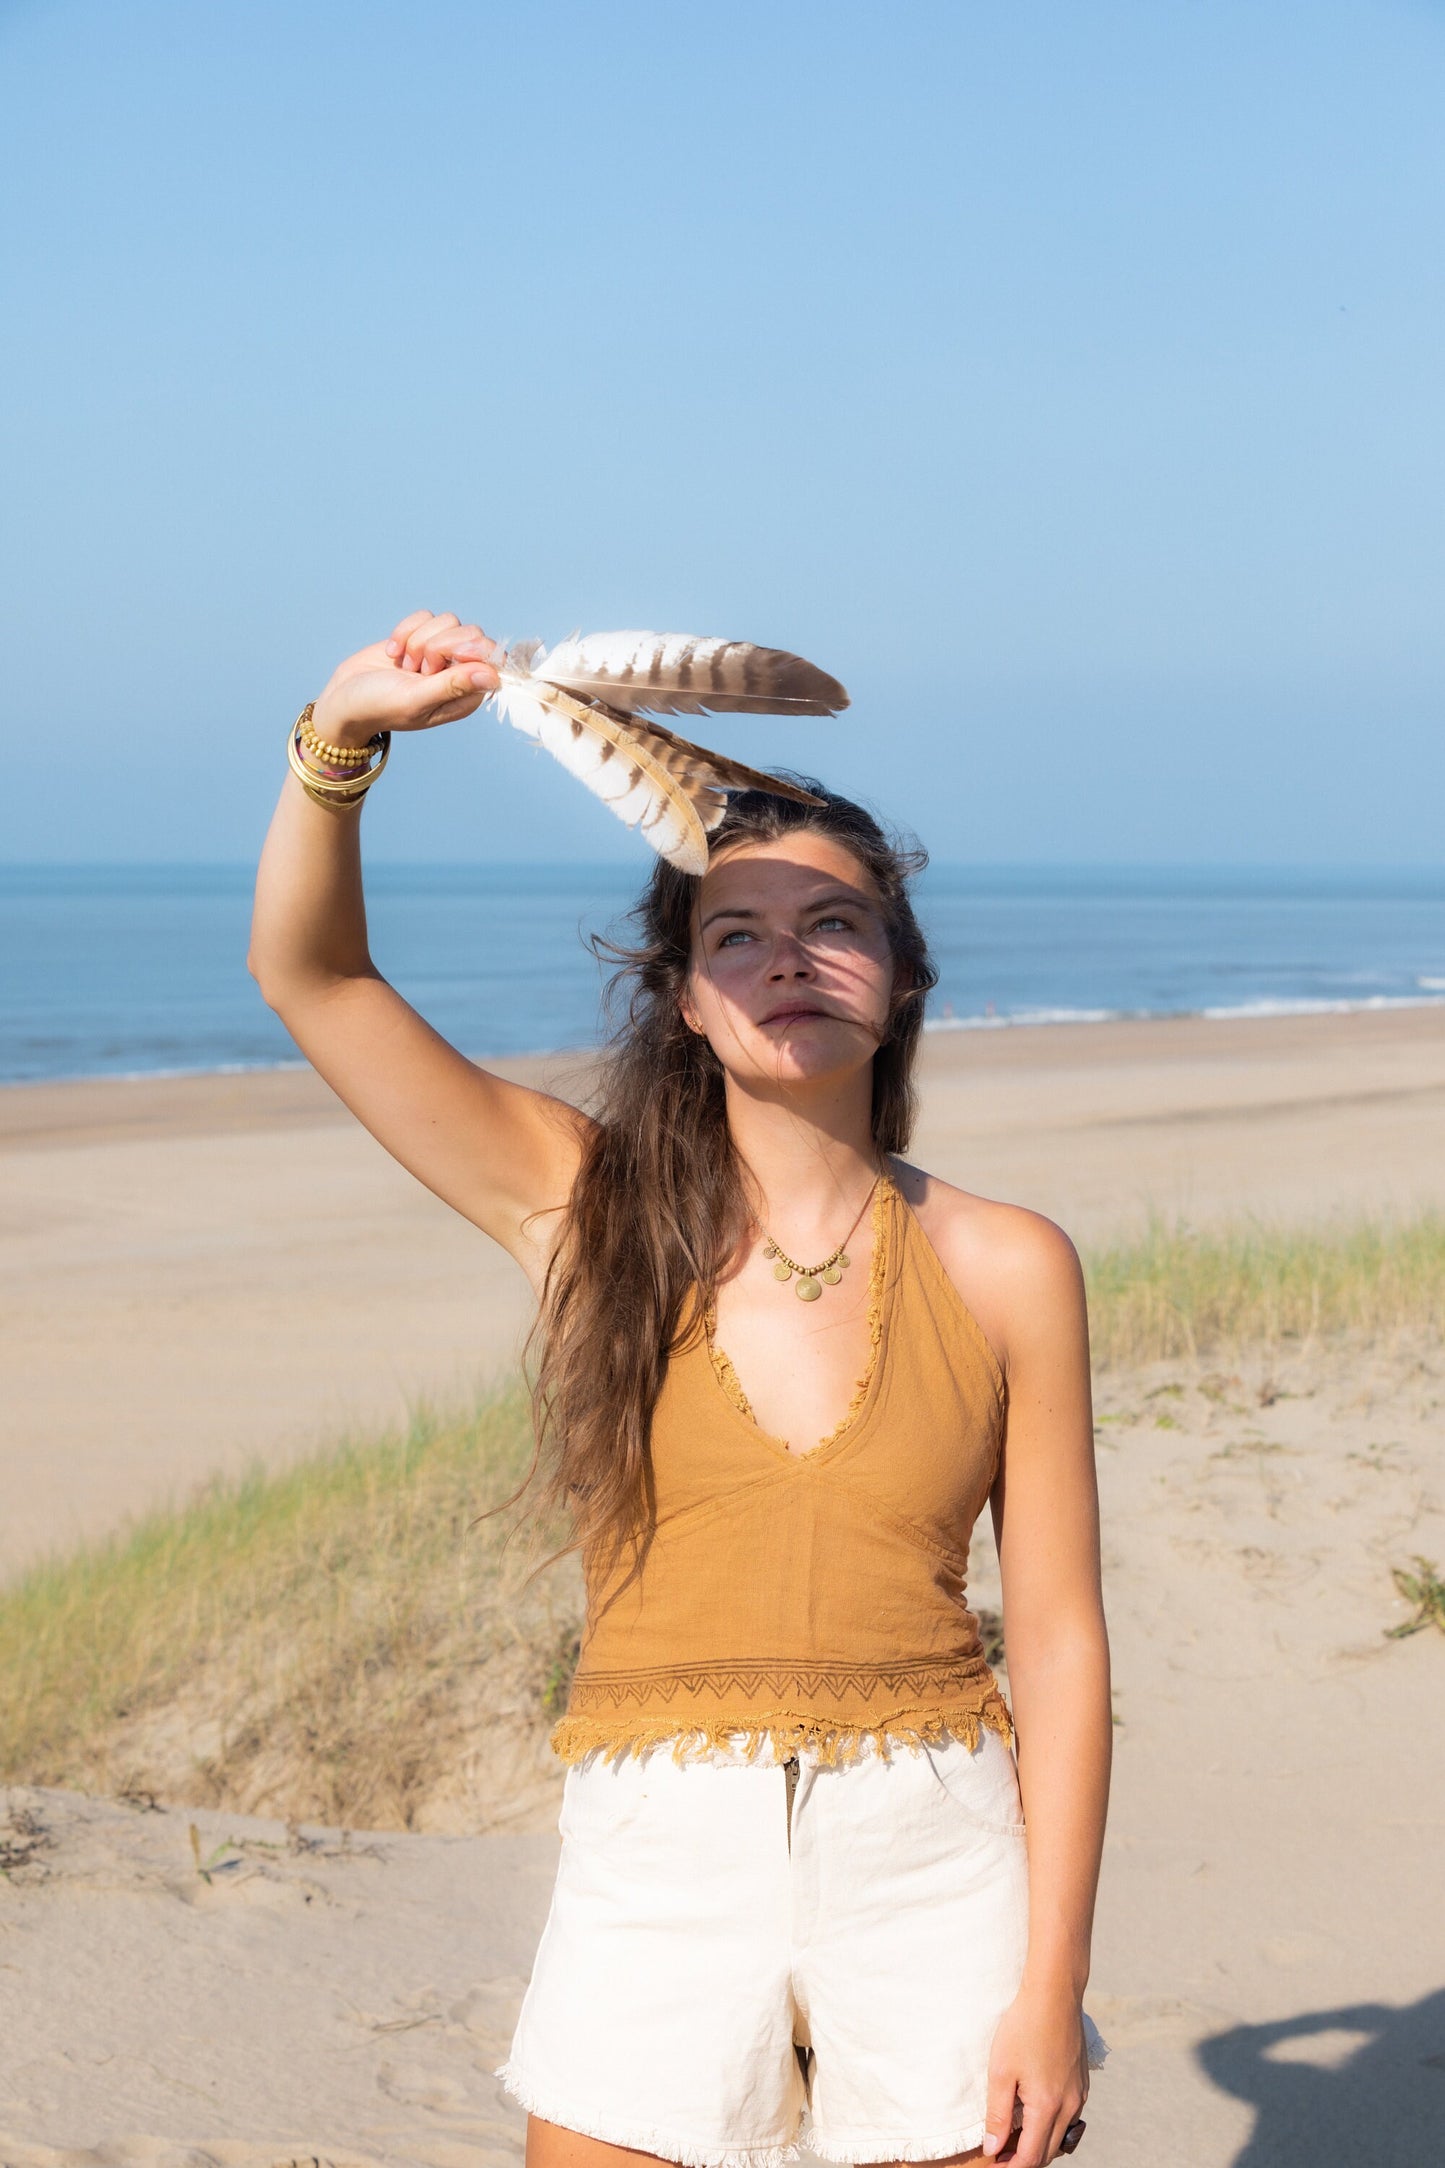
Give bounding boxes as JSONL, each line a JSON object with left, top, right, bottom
{"left": 768, "top": 933, "right": 815, "bottom": 978}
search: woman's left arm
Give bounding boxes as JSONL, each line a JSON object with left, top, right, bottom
{"left": 983, "top": 1214, "right": 1111, "bottom": 2165}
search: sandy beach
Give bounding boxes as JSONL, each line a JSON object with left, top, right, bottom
{"left": 3, "top": 1329, "right": 1441, "bottom": 2166}
{"left": 4, "top": 1006, "right": 1444, "bottom": 1581}
{"left": 2, "top": 1006, "right": 1443, "bottom": 2164}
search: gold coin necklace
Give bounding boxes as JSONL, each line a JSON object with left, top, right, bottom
{"left": 761, "top": 1171, "right": 883, "bottom": 1302}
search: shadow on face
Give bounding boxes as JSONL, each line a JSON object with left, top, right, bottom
{"left": 681, "top": 835, "right": 908, "bottom": 1093}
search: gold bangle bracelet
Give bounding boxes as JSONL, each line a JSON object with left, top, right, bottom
{"left": 287, "top": 726, "right": 372, "bottom": 792}
{"left": 289, "top": 703, "right": 389, "bottom": 778}
{"left": 287, "top": 712, "right": 391, "bottom": 805}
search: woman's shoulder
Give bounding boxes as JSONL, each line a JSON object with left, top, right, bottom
{"left": 885, "top": 1156, "right": 1084, "bottom": 1372}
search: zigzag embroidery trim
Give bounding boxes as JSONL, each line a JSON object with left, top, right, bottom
{"left": 564, "top": 1654, "right": 995, "bottom": 1711}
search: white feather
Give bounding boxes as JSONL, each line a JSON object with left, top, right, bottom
{"left": 492, "top": 667, "right": 709, "bottom": 872}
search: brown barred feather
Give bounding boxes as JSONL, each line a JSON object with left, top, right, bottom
{"left": 531, "top": 630, "right": 849, "bottom": 719}
{"left": 489, "top": 628, "right": 842, "bottom": 872}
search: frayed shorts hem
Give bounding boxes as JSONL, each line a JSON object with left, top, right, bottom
{"left": 494, "top": 2058, "right": 805, "bottom": 2167}
{"left": 495, "top": 2059, "right": 995, "bottom": 2166}
{"left": 806, "top": 2123, "right": 985, "bottom": 2162}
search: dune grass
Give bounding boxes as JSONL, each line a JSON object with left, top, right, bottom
{"left": 2, "top": 1214, "right": 1439, "bottom": 1828}
{"left": 1386, "top": 1558, "right": 1445, "bottom": 1639}
{"left": 1084, "top": 1212, "right": 1445, "bottom": 1369}
{"left": 0, "top": 1383, "right": 583, "bottom": 1831}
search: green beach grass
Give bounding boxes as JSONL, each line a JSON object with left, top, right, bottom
{"left": 3, "top": 1213, "right": 1441, "bottom": 1827}
{"left": 0, "top": 1383, "right": 582, "bottom": 1830}
{"left": 1085, "top": 1212, "right": 1445, "bottom": 1370}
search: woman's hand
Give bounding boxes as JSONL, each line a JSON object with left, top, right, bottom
{"left": 311, "top": 609, "right": 502, "bottom": 749}
{"left": 983, "top": 1981, "right": 1090, "bottom": 2164}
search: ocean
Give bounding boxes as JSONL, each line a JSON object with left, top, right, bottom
{"left": 2, "top": 863, "right": 1442, "bottom": 1087}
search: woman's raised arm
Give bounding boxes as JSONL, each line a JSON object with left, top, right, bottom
{"left": 247, "top": 610, "right": 593, "bottom": 1284}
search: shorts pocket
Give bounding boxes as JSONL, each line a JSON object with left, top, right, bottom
{"left": 558, "top": 1754, "right": 651, "bottom": 1847}
{"left": 925, "top": 1726, "right": 1027, "bottom": 1839}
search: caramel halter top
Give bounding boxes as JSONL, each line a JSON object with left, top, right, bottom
{"left": 549, "top": 1169, "right": 1013, "bottom": 1767}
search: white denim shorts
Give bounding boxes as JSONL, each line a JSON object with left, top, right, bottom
{"left": 496, "top": 1727, "right": 1107, "bottom": 2166}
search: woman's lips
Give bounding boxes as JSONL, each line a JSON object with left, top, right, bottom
{"left": 759, "top": 1005, "right": 830, "bottom": 1026}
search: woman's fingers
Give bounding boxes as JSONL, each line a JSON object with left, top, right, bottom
{"left": 996, "top": 2089, "right": 1085, "bottom": 2166}
{"left": 315, "top": 656, "right": 496, "bottom": 742}
{"left": 375, "top": 664, "right": 494, "bottom": 728}
{"left": 1014, "top": 2093, "right": 1064, "bottom": 2166}
{"left": 405, "top": 656, "right": 497, "bottom": 702}
{"left": 385, "top": 608, "right": 434, "bottom": 658}
{"left": 382, "top": 610, "right": 455, "bottom": 670}
{"left": 983, "top": 2072, "right": 1020, "bottom": 2159}
{"left": 403, "top": 612, "right": 459, "bottom": 671}
{"left": 419, "top": 621, "right": 493, "bottom": 675}
{"left": 381, "top": 610, "right": 498, "bottom": 681}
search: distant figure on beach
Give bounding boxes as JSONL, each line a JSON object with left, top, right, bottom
{"left": 249, "top": 610, "right": 1112, "bottom": 2168}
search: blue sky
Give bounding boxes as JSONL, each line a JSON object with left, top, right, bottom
{"left": 2, "top": 0, "right": 1442, "bottom": 866}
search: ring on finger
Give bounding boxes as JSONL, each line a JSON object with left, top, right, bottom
{"left": 1059, "top": 2118, "right": 1086, "bottom": 2155}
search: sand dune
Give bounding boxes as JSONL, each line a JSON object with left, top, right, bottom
{"left": 2, "top": 1335, "right": 1442, "bottom": 2165}
{"left": 2, "top": 1008, "right": 1443, "bottom": 2164}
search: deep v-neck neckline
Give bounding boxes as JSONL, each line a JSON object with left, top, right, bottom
{"left": 702, "top": 1174, "right": 897, "bottom": 1462}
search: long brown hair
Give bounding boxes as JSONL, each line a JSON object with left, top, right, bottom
{"left": 508, "top": 778, "right": 938, "bottom": 1590}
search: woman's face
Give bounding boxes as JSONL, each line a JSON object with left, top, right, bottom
{"left": 683, "top": 830, "right": 903, "bottom": 1090}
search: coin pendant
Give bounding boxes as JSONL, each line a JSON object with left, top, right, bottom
{"left": 795, "top": 1276, "right": 822, "bottom": 1301}
{"left": 773, "top": 1260, "right": 793, "bottom": 1282}
{"left": 838, "top": 1252, "right": 851, "bottom": 1269}
{"left": 821, "top": 1265, "right": 843, "bottom": 1285}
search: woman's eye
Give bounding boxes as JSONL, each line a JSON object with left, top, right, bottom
{"left": 717, "top": 930, "right": 752, "bottom": 947}
{"left": 814, "top": 915, "right": 852, "bottom": 932}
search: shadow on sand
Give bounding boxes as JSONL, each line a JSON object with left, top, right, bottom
{"left": 1196, "top": 1988, "right": 1445, "bottom": 2165}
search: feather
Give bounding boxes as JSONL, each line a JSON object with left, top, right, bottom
{"left": 490, "top": 630, "right": 838, "bottom": 874}
{"left": 524, "top": 630, "right": 849, "bottom": 719}
{"left": 491, "top": 672, "right": 711, "bottom": 873}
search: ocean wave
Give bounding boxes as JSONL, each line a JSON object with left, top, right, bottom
{"left": 1199, "top": 994, "right": 1445, "bottom": 1021}
{"left": 924, "top": 1007, "right": 1121, "bottom": 1032}
{"left": 0, "top": 1057, "right": 313, "bottom": 1090}
{"left": 922, "top": 992, "right": 1445, "bottom": 1034}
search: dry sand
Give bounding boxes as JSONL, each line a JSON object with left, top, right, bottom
{"left": 2, "top": 1336, "right": 1441, "bottom": 2166}
{"left": 4, "top": 1007, "right": 1444, "bottom": 1580}
{"left": 2, "top": 1007, "right": 1444, "bottom": 2164}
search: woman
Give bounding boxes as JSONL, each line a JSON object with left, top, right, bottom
{"left": 249, "top": 609, "right": 1112, "bottom": 2168}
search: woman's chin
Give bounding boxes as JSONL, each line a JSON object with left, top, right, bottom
{"left": 731, "top": 1044, "right": 875, "bottom": 1091}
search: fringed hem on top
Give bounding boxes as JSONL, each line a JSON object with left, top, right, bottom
{"left": 549, "top": 1689, "right": 1014, "bottom": 1768}
{"left": 494, "top": 2059, "right": 805, "bottom": 2167}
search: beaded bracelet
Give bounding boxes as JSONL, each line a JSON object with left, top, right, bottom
{"left": 287, "top": 703, "right": 391, "bottom": 808}
{"left": 298, "top": 707, "right": 382, "bottom": 768}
